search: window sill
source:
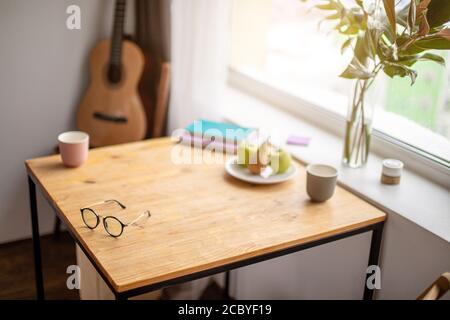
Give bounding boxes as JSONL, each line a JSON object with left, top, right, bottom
{"left": 228, "top": 68, "right": 450, "bottom": 187}
{"left": 222, "top": 86, "right": 450, "bottom": 244}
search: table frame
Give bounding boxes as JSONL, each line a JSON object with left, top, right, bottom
{"left": 28, "top": 174, "right": 384, "bottom": 300}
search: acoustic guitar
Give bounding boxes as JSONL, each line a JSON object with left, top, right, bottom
{"left": 77, "top": 0, "right": 147, "bottom": 147}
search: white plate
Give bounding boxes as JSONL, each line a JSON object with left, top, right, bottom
{"left": 225, "top": 156, "right": 298, "bottom": 185}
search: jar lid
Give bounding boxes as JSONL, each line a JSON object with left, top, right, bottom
{"left": 382, "top": 159, "right": 404, "bottom": 177}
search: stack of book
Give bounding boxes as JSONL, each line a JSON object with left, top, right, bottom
{"left": 178, "top": 119, "right": 254, "bottom": 154}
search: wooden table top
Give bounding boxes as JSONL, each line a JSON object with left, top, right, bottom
{"left": 26, "top": 137, "right": 386, "bottom": 293}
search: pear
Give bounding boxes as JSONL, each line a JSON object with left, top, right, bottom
{"left": 237, "top": 142, "right": 251, "bottom": 167}
{"left": 270, "top": 149, "right": 292, "bottom": 174}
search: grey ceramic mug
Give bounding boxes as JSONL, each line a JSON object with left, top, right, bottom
{"left": 306, "top": 164, "right": 338, "bottom": 202}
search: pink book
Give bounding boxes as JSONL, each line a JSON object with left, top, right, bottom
{"left": 179, "top": 132, "right": 238, "bottom": 154}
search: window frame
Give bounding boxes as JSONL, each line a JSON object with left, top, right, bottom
{"left": 227, "top": 67, "right": 450, "bottom": 188}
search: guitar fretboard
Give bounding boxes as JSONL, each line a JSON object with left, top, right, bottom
{"left": 109, "top": 0, "right": 126, "bottom": 67}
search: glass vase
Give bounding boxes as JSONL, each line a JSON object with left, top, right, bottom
{"left": 342, "top": 79, "right": 374, "bottom": 168}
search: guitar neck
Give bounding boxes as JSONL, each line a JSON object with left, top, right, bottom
{"left": 109, "top": 0, "right": 126, "bottom": 67}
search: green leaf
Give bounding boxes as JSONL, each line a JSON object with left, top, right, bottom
{"left": 326, "top": 12, "right": 341, "bottom": 20}
{"left": 340, "top": 58, "right": 374, "bottom": 80}
{"left": 340, "top": 25, "right": 360, "bottom": 35}
{"left": 396, "top": 55, "right": 417, "bottom": 67}
{"left": 396, "top": 52, "right": 445, "bottom": 67}
{"left": 315, "top": 2, "right": 337, "bottom": 11}
{"left": 397, "top": 36, "right": 428, "bottom": 55}
{"left": 399, "top": 42, "right": 426, "bottom": 55}
{"left": 426, "top": 0, "right": 450, "bottom": 29}
{"left": 340, "top": 65, "right": 373, "bottom": 79}
{"left": 383, "top": 62, "right": 417, "bottom": 85}
{"left": 419, "top": 52, "right": 446, "bottom": 66}
{"left": 383, "top": 0, "right": 397, "bottom": 40}
{"left": 341, "top": 38, "right": 353, "bottom": 54}
{"left": 364, "top": 29, "right": 379, "bottom": 59}
{"left": 415, "top": 36, "right": 450, "bottom": 50}
{"left": 354, "top": 33, "right": 371, "bottom": 66}
{"left": 355, "top": 0, "right": 364, "bottom": 8}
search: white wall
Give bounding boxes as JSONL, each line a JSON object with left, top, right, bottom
{"left": 0, "top": 0, "right": 135, "bottom": 243}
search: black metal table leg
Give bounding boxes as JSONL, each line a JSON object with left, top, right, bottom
{"left": 115, "top": 292, "right": 127, "bottom": 300}
{"left": 363, "top": 222, "right": 384, "bottom": 300}
{"left": 53, "top": 215, "right": 61, "bottom": 240}
{"left": 223, "top": 271, "right": 231, "bottom": 299}
{"left": 28, "top": 175, "right": 45, "bottom": 300}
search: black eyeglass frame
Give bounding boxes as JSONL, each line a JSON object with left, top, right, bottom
{"left": 80, "top": 199, "right": 150, "bottom": 238}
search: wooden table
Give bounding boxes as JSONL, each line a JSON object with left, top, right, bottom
{"left": 26, "top": 138, "right": 386, "bottom": 300}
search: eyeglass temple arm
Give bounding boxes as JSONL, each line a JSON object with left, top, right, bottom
{"left": 128, "top": 210, "right": 151, "bottom": 226}
{"left": 82, "top": 199, "right": 126, "bottom": 209}
{"left": 105, "top": 199, "right": 126, "bottom": 209}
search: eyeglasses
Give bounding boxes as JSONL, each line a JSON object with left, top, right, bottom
{"left": 80, "top": 199, "right": 151, "bottom": 237}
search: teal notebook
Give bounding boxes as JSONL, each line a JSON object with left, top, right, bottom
{"left": 185, "top": 119, "right": 253, "bottom": 141}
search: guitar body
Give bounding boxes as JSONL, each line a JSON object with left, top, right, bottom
{"left": 77, "top": 39, "right": 147, "bottom": 147}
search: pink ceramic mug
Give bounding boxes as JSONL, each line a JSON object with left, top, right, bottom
{"left": 58, "top": 131, "right": 89, "bottom": 167}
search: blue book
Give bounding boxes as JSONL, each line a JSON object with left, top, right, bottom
{"left": 185, "top": 119, "right": 253, "bottom": 141}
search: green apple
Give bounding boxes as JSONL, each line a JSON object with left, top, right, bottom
{"left": 270, "top": 149, "right": 292, "bottom": 174}
{"left": 237, "top": 142, "right": 248, "bottom": 166}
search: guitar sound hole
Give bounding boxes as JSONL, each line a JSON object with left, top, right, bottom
{"left": 107, "top": 64, "right": 122, "bottom": 84}
{"left": 93, "top": 112, "right": 128, "bottom": 123}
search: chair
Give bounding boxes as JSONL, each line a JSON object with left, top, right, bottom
{"left": 417, "top": 272, "right": 450, "bottom": 300}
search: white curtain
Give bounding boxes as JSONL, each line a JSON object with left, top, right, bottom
{"left": 166, "top": 0, "right": 232, "bottom": 299}
{"left": 168, "top": 0, "right": 232, "bottom": 134}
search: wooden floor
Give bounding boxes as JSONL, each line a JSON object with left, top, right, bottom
{"left": 0, "top": 232, "right": 78, "bottom": 299}
{"left": 0, "top": 232, "right": 223, "bottom": 300}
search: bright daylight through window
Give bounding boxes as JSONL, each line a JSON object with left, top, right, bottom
{"left": 230, "top": 0, "right": 450, "bottom": 165}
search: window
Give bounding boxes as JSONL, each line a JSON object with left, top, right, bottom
{"left": 230, "top": 0, "right": 450, "bottom": 166}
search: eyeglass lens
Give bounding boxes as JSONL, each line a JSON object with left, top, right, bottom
{"left": 82, "top": 208, "right": 98, "bottom": 229}
{"left": 104, "top": 217, "right": 123, "bottom": 237}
